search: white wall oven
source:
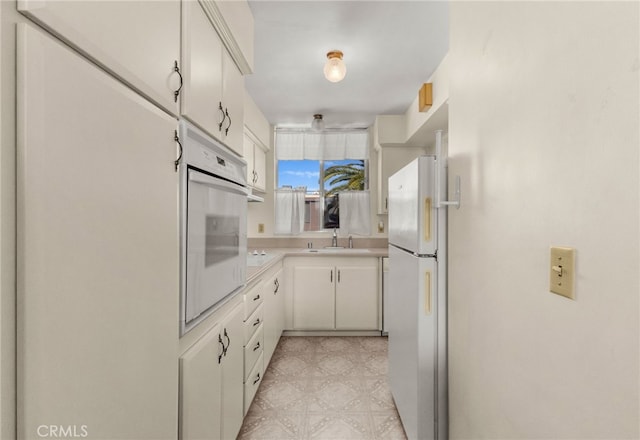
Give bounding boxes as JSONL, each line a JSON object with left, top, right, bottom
{"left": 179, "top": 120, "right": 248, "bottom": 335}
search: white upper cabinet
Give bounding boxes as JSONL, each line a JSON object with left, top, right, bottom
{"left": 181, "top": 0, "right": 244, "bottom": 156}
{"left": 17, "top": 0, "right": 181, "bottom": 115}
{"left": 243, "top": 131, "right": 267, "bottom": 192}
{"left": 221, "top": 49, "right": 245, "bottom": 154}
{"left": 181, "top": 0, "right": 224, "bottom": 138}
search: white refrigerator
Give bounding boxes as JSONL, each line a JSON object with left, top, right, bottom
{"left": 387, "top": 155, "right": 448, "bottom": 440}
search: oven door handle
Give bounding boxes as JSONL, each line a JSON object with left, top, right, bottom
{"left": 189, "top": 171, "right": 249, "bottom": 196}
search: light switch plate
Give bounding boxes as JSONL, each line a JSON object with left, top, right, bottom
{"left": 549, "top": 247, "right": 575, "bottom": 299}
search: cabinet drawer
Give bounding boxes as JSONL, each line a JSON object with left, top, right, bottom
{"left": 244, "top": 352, "right": 264, "bottom": 414}
{"left": 244, "top": 283, "right": 263, "bottom": 319}
{"left": 244, "top": 304, "right": 263, "bottom": 344}
{"left": 244, "top": 324, "right": 263, "bottom": 381}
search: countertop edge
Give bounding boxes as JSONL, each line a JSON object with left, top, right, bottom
{"left": 246, "top": 248, "right": 388, "bottom": 284}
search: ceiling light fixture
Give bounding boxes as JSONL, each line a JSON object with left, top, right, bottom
{"left": 323, "top": 50, "right": 346, "bottom": 83}
{"left": 311, "top": 114, "right": 325, "bottom": 131}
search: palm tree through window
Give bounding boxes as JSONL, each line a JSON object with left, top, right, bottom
{"left": 277, "top": 159, "right": 368, "bottom": 231}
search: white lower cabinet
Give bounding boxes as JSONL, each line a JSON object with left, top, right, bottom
{"left": 335, "top": 266, "right": 380, "bottom": 330}
{"left": 243, "top": 285, "right": 265, "bottom": 415}
{"left": 293, "top": 265, "right": 335, "bottom": 330}
{"left": 179, "top": 324, "right": 223, "bottom": 440}
{"left": 242, "top": 261, "right": 284, "bottom": 413}
{"left": 263, "top": 267, "right": 285, "bottom": 363}
{"left": 288, "top": 257, "right": 380, "bottom": 331}
{"left": 244, "top": 352, "right": 264, "bottom": 414}
{"left": 179, "top": 303, "right": 244, "bottom": 440}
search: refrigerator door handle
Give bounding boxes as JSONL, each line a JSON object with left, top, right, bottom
{"left": 424, "top": 197, "right": 432, "bottom": 242}
{"left": 434, "top": 129, "right": 461, "bottom": 209}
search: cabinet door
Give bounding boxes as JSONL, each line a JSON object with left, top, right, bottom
{"left": 180, "top": 324, "right": 223, "bottom": 440}
{"left": 244, "top": 134, "right": 255, "bottom": 181}
{"left": 336, "top": 266, "right": 379, "bottom": 330}
{"left": 221, "top": 49, "right": 245, "bottom": 155}
{"left": 274, "top": 270, "right": 286, "bottom": 344}
{"left": 220, "top": 303, "right": 244, "bottom": 440}
{"left": 18, "top": 0, "right": 180, "bottom": 114}
{"left": 263, "top": 268, "right": 284, "bottom": 363}
{"left": 293, "top": 266, "right": 335, "bottom": 329}
{"left": 18, "top": 23, "right": 179, "bottom": 439}
{"left": 253, "top": 143, "right": 267, "bottom": 192}
{"left": 181, "top": 0, "right": 224, "bottom": 138}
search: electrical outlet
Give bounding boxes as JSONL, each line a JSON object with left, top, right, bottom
{"left": 378, "top": 221, "right": 384, "bottom": 233}
{"left": 258, "top": 224, "right": 264, "bottom": 233}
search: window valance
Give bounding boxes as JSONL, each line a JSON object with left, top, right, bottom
{"left": 275, "top": 131, "right": 369, "bottom": 160}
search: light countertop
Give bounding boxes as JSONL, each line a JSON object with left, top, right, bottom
{"left": 246, "top": 247, "right": 388, "bottom": 283}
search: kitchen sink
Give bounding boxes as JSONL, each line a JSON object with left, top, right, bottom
{"left": 303, "top": 248, "right": 372, "bottom": 253}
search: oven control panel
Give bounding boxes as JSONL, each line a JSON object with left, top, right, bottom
{"left": 179, "top": 120, "right": 247, "bottom": 186}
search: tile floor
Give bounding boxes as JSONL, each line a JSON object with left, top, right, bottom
{"left": 238, "top": 336, "right": 408, "bottom": 440}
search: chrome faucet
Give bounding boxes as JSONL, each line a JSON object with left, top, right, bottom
{"left": 348, "top": 235, "right": 353, "bottom": 249}
{"left": 332, "top": 228, "right": 338, "bottom": 247}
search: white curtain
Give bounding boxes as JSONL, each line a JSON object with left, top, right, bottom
{"left": 274, "top": 187, "right": 306, "bottom": 235}
{"left": 338, "top": 190, "right": 371, "bottom": 236}
{"left": 275, "top": 131, "right": 369, "bottom": 160}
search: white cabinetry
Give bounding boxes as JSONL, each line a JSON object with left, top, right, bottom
{"left": 335, "top": 266, "right": 379, "bottom": 330}
{"left": 18, "top": 0, "right": 181, "bottom": 114}
{"left": 179, "top": 303, "right": 244, "bottom": 440}
{"left": 17, "top": 24, "right": 179, "bottom": 439}
{"left": 181, "top": 0, "right": 244, "bottom": 155}
{"left": 221, "top": 50, "right": 245, "bottom": 153}
{"left": 263, "top": 267, "right": 285, "bottom": 363}
{"left": 244, "top": 131, "right": 268, "bottom": 192}
{"left": 242, "top": 282, "right": 265, "bottom": 414}
{"left": 220, "top": 304, "right": 245, "bottom": 440}
{"left": 288, "top": 258, "right": 379, "bottom": 331}
{"left": 179, "top": 323, "right": 223, "bottom": 440}
{"left": 293, "top": 265, "right": 335, "bottom": 329}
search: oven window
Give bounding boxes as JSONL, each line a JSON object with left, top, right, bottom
{"left": 205, "top": 215, "right": 240, "bottom": 266}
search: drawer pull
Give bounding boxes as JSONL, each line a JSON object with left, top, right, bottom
{"left": 253, "top": 294, "right": 260, "bottom": 301}
{"left": 253, "top": 373, "right": 261, "bottom": 385}
{"left": 253, "top": 318, "right": 260, "bottom": 327}
{"left": 253, "top": 341, "right": 261, "bottom": 351}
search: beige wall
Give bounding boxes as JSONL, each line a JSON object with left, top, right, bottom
{"left": 448, "top": 2, "right": 639, "bottom": 438}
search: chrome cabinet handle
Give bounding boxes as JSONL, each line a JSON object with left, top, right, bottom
{"left": 218, "top": 102, "right": 226, "bottom": 131}
{"left": 225, "top": 108, "right": 231, "bottom": 135}
{"left": 253, "top": 318, "right": 261, "bottom": 327}
{"left": 223, "top": 328, "right": 230, "bottom": 356}
{"left": 338, "top": 270, "right": 341, "bottom": 283}
{"left": 330, "top": 270, "right": 333, "bottom": 283}
{"left": 173, "top": 61, "right": 182, "bottom": 103}
{"left": 217, "top": 334, "right": 225, "bottom": 364}
{"left": 253, "top": 294, "right": 260, "bottom": 301}
{"left": 253, "top": 341, "right": 261, "bottom": 351}
{"left": 253, "top": 373, "right": 261, "bottom": 385}
{"left": 274, "top": 278, "right": 279, "bottom": 294}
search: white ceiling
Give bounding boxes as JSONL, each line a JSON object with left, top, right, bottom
{"left": 245, "top": 1, "right": 449, "bottom": 129}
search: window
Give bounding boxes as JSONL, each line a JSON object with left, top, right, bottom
{"left": 277, "top": 159, "right": 368, "bottom": 231}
